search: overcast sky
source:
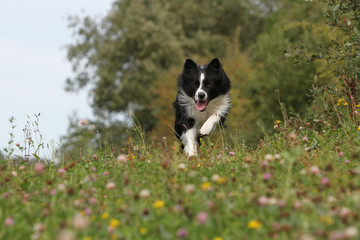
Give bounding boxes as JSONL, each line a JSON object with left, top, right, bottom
{"left": 0, "top": 0, "right": 114, "bottom": 158}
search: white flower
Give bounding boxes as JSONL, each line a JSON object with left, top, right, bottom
{"left": 139, "top": 189, "right": 150, "bottom": 198}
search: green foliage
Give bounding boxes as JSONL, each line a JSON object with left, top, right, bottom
{"left": 247, "top": 0, "right": 341, "bottom": 133}
{"left": 65, "top": 0, "right": 269, "bottom": 141}
{"left": 2, "top": 105, "right": 360, "bottom": 239}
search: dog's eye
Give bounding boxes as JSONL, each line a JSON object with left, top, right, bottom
{"left": 193, "top": 81, "right": 199, "bottom": 87}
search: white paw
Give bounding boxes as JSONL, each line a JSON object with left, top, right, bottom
{"left": 199, "top": 122, "right": 214, "bottom": 136}
{"left": 184, "top": 144, "right": 197, "bottom": 157}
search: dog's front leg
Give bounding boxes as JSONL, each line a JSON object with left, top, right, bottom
{"left": 182, "top": 127, "right": 197, "bottom": 157}
{"left": 199, "top": 113, "right": 220, "bottom": 136}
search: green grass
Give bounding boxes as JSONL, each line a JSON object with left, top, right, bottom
{"left": 1, "top": 113, "right": 360, "bottom": 240}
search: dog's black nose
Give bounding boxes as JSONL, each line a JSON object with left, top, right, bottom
{"left": 198, "top": 92, "right": 206, "bottom": 99}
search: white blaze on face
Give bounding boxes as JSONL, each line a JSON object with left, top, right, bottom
{"left": 195, "top": 72, "right": 207, "bottom": 101}
{"left": 194, "top": 72, "right": 208, "bottom": 111}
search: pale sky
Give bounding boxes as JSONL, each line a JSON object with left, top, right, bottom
{"left": 0, "top": 0, "right": 114, "bottom": 158}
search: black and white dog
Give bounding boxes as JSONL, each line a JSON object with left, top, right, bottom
{"left": 173, "top": 58, "right": 231, "bottom": 157}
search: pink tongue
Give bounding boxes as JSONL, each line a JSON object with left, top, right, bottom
{"left": 195, "top": 101, "right": 207, "bottom": 111}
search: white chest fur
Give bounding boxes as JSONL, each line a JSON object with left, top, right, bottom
{"left": 178, "top": 90, "right": 230, "bottom": 127}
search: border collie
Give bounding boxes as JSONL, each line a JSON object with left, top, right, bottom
{"left": 173, "top": 58, "right": 231, "bottom": 157}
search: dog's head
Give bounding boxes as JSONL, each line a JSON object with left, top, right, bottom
{"left": 179, "top": 58, "right": 230, "bottom": 112}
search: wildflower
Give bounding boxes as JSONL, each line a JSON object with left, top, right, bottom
{"left": 319, "top": 216, "right": 333, "bottom": 225}
{"left": 34, "top": 163, "right": 46, "bottom": 174}
{"left": 117, "top": 154, "right": 127, "bottom": 162}
{"left": 339, "top": 151, "right": 344, "bottom": 157}
{"left": 5, "top": 217, "right": 14, "bottom": 226}
{"left": 275, "top": 120, "right": 281, "bottom": 124}
{"left": 321, "top": 177, "right": 330, "bottom": 186}
{"left": 263, "top": 172, "right": 272, "bottom": 181}
{"left": 356, "top": 104, "right": 360, "bottom": 108}
{"left": 213, "top": 238, "right": 223, "bottom": 240}
{"left": 19, "top": 165, "right": 25, "bottom": 171}
{"left": 337, "top": 98, "right": 345, "bottom": 106}
{"left": 3, "top": 192, "right": 9, "bottom": 198}
{"left": 101, "top": 212, "right": 109, "bottom": 220}
{"left": 139, "top": 227, "right": 147, "bottom": 235}
{"left": 184, "top": 184, "right": 195, "bottom": 194}
{"left": 211, "top": 174, "right": 220, "bottom": 182}
{"left": 139, "top": 189, "right": 150, "bottom": 198}
{"left": 178, "top": 163, "right": 186, "bottom": 170}
{"left": 200, "top": 182, "right": 212, "bottom": 191}
{"left": 288, "top": 132, "right": 297, "bottom": 141}
{"left": 15, "top": 142, "right": 20, "bottom": 147}
{"left": 343, "top": 102, "right": 349, "bottom": 106}
{"left": 91, "top": 167, "right": 96, "bottom": 172}
{"left": 80, "top": 119, "right": 89, "bottom": 126}
{"left": 89, "top": 197, "right": 97, "bottom": 205}
{"left": 103, "top": 171, "right": 109, "bottom": 177}
{"left": 58, "top": 230, "right": 75, "bottom": 240}
{"left": 339, "top": 207, "right": 351, "bottom": 219}
{"left": 216, "top": 177, "right": 226, "bottom": 184}
{"left": 264, "top": 154, "right": 273, "bottom": 162}
{"left": 177, "top": 228, "right": 188, "bottom": 238}
{"left": 274, "top": 124, "right": 279, "bottom": 130}
{"left": 258, "top": 196, "right": 268, "bottom": 206}
{"left": 106, "top": 182, "right": 116, "bottom": 190}
{"left": 302, "top": 137, "right": 308, "bottom": 142}
{"left": 344, "top": 226, "right": 358, "bottom": 238}
{"left": 58, "top": 168, "right": 66, "bottom": 177}
{"left": 248, "top": 220, "right": 262, "bottom": 229}
{"left": 153, "top": 200, "right": 165, "bottom": 209}
{"left": 310, "top": 166, "right": 320, "bottom": 175}
{"left": 345, "top": 159, "right": 350, "bottom": 164}
{"left": 109, "top": 218, "right": 121, "bottom": 228}
{"left": 92, "top": 154, "right": 98, "bottom": 159}
{"left": 72, "top": 213, "right": 90, "bottom": 230}
{"left": 196, "top": 211, "right": 208, "bottom": 224}
{"left": 229, "top": 151, "right": 235, "bottom": 156}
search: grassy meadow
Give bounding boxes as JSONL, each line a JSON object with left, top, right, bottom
{"left": 1, "top": 100, "right": 360, "bottom": 240}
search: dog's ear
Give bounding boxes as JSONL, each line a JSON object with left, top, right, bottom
{"left": 208, "top": 58, "right": 221, "bottom": 70}
{"left": 184, "top": 59, "right": 197, "bottom": 71}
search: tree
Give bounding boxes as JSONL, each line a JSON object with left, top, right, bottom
{"left": 247, "top": 0, "right": 341, "bottom": 130}
{"left": 65, "top": 0, "right": 268, "bottom": 135}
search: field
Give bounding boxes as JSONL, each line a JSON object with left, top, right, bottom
{"left": 1, "top": 111, "right": 360, "bottom": 240}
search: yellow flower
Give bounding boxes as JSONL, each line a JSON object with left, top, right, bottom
{"left": 356, "top": 104, "right": 360, "bottom": 108}
{"left": 153, "top": 200, "right": 165, "bottom": 209}
{"left": 358, "top": 126, "right": 360, "bottom": 131}
{"left": 337, "top": 98, "right": 345, "bottom": 104}
{"left": 275, "top": 120, "right": 281, "bottom": 124}
{"left": 213, "top": 238, "right": 223, "bottom": 240}
{"left": 109, "top": 218, "right": 121, "bottom": 228}
{"left": 248, "top": 220, "right": 262, "bottom": 229}
{"left": 200, "top": 182, "right": 212, "bottom": 191}
{"left": 216, "top": 177, "right": 226, "bottom": 185}
{"left": 101, "top": 212, "right": 109, "bottom": 220}
{"left": 197, "top": 164, "right": 201, "bottom": 167}
{"left": 343, "top": 102, "right": 349, "bottom": 106}
{"left": 83, "top": 237, "right": 92, "bottom": 240}
{"left": 140, "top": 227, "right": 147, "bottom": 235}
{"left": 319, "top": 216, "right": 333, "bottom": 225}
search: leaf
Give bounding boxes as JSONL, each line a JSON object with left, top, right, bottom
{"left": 353, "top": 26, "right": 360, "bottom": 37}
{"left": 333, "top": 4, "right": 340, "bottom": 12}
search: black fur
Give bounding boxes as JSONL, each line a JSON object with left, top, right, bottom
{"left": 173, "top": 58, "right": 231, "bottom": 151}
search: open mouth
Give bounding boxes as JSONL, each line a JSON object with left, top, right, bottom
{"left": 195, "top": 100, "right": 208, "bottom": 112}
